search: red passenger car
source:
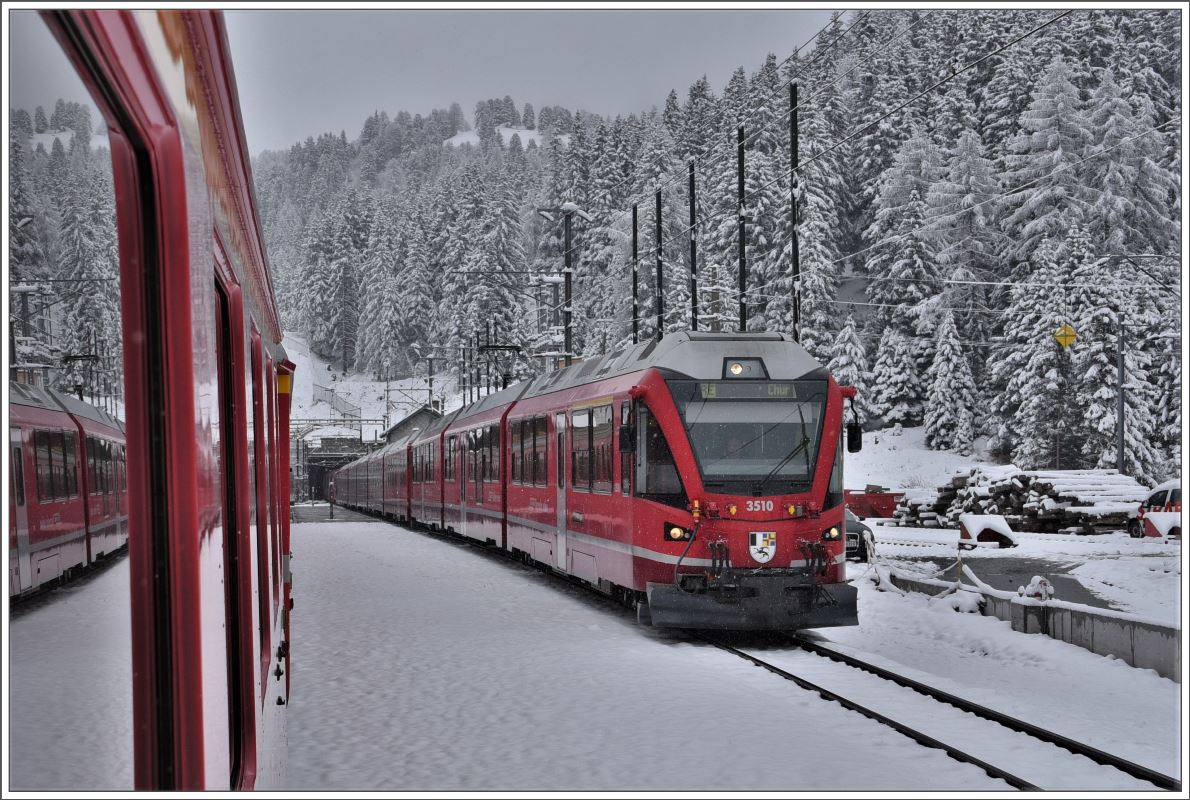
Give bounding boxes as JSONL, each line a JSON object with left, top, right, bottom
{"left": 13, "top": 9, "right": 294, "bottom": 788}
{"left": 9, "top": 383, "right": 127, "bottom": 595}
{"left": 337, "top": 331, "right": 862, "bottom": 630}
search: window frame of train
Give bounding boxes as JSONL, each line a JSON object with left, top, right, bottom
{"left": 34, "top": 429, "right": 80, "bottom": 502}
{"left": 569, "top": 405, "right": 613, "bottom": 494}
{"left": 29, "top": 10, "right": 188, "bottom": 787}
{"left": 213, "top": 275, "right": 254, "bottom": 788}
{"left": 633, "top": 405, "right": 688, "bottom": 510}
{"left": 249, "top": 327, "right": 272, "bottom": 700}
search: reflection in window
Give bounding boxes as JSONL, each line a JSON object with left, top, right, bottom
{"left": 9, "top": 11, "right": 132, "bottom": 790}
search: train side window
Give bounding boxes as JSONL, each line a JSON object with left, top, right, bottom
{"left": 571, "top": 409, "right": 591, "bottom": 492}
{"left": 619, "top": 403, "right": 632, "bottom": 495}
{"left": 592, "top": 405, "right": 613, "bottom": 494}
{"left": 635, "top": 406, "right": 687, "bottom": 509}
{"left": 488, "top": 424, "right": 499, "bottom": 482}
{"left": 446, "top": 435, "right": 455, "bottom": 479}
{"left": 534, "top": 416, "right": 548, "bottom": 487}
{"left": 66, "top": 433, "right": 79, "bottom": 497}
{"left": 509, "top": 423, "right": 520, "bottom": 483}
{"left": 13, "top": 446, "right": 26, "bottom": 506}
{"left": 35, "top": 431, "right": 53, "bottom": 500}
{"left": 87, "top": 438, "right": 97, "bottom": 494}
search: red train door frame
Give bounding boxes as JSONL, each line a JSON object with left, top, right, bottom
{"left": 555, "top": 413, "right": 567, "bottom": 571}
{"left": 10, "top": 428, "right": 33, "bottom": 595}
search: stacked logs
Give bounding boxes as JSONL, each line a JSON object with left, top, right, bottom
{"left": 891, "top": 467, "right": 1149, "bottom": 534}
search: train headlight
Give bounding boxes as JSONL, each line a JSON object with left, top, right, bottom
{"left": 786, "top": 503, "right": 800, "bottom": 516}
{"left": 666, "top": 524, "right": 693, "bottom": 542}
{"left": 727, "top": 503, "right": 738, "bottom": 516}
{"left": 822, "top": 526, "right": 840, "bottom": 541}
{"left": 729, "top": 361, "right": 744, "bottom": 376}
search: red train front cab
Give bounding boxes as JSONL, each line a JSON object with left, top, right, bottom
{"left": 628, "top": 333, "right": 860, "bottom": 630}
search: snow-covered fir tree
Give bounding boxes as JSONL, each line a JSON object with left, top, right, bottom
{"left": 827, "top": 314, "right": 872, "bottom": 424}
{"left": 924, "top": 309, "right": 977, "bottom": 454}
{"left": 868, "top": 328, "right": 921, "bottom": 430}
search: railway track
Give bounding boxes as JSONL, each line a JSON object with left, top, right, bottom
{"left": 699, "top": 635, "right": 1179, "bottom": 792}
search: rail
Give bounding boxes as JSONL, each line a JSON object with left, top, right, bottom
{"left": 789, "top": 636, "right": 1179, "bottom": 790}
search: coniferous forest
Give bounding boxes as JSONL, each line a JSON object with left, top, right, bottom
{"left": 11, "top": 9, "right": 1182, "bottom": 480}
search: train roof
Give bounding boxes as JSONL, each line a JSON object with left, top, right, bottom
{"left": 451, "top": 381, "right": 531, "bottom": 424}
{"left": 518, "top": 331, "right": 826, "bottom": 401}
{"left": 9, "top": 381, "right": 124, "bottom": 432}
{"left": 412, "top": 408, "right": 460, "bottom": 443}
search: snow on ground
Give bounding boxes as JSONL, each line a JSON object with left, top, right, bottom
{"left": 1066, "top": 554, "right": 1183, "bottom": 623}
{"left": 6, "top": 518, "right": 1180, "bottom": 790}
{"left": 869, "top": 524, "right": 1182, "bottom": 624}
{"left": 288, "top": 521, "right": 1011, "bottom": 791}
{"left": 845, "top": 426, "right": 995, "bottom": 493}
{"left": 815, "top": 574, "right": 1180, "bottom": 778}
{"left": 8, "top": 557, "right": 133, "bottom": 790}
{"left": 443, "top": 124, "right": 566, "bottom": 149}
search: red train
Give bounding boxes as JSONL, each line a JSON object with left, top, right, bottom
{"left": 10, "top": 9, "right": 292, "bottom": 789}
{"left": 335, "top": 331, "right": 862, "bottom": 630}
{"left": 9, "top": 384, "right": 128, "bottom": 596}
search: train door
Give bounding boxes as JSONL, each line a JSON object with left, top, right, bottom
{"left": 554, "top": 413, "right": 567, "bottom": 571}
{"left": 10, "top": 428, "right": 32, "bottom": 595}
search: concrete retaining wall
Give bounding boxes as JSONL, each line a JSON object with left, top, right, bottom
{"left": 888, "top": 571, "right": 1181, "bottom": 682}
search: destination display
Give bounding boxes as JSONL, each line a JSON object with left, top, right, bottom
{"left": 695, "top": 381, "right": 823, "bottom": 401}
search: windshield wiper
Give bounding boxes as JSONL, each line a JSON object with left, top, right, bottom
{"left": 752, "top": 434, "right": 811, "bottom": 496}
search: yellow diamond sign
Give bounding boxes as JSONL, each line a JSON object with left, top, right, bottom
{"left": 1054, "top": 323, "right": 1077, "bottom": 348}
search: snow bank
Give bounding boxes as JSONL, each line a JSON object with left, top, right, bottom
{"left": 846, "top": 426, "right": 994, "bottom": 494}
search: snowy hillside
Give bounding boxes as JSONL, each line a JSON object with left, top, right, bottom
{"left": 286, "top": 332, "right": 460, "bottom": 442}
{"left": 444, "top": 123, "right": 566, "bottom": 149}
{"left": 845, "top": 426, "right": 995, "bottom": 493}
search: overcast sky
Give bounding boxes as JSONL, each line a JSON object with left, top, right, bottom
{"left": 225, "top": 8, "right": 837, "bottom": 155}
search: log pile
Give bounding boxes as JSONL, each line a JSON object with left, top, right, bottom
{"left": 891, "top": 467, "right": 1149, "bottom": 534}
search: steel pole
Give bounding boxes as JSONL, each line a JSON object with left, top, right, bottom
{"left": 1117, "top": 312, "right": 1126, "bottom": 473}
{"left": 689, "top": 161, "right": 698, "bottom": 331}
{"left": 564, "top": 212, "right": 573, "bottom": 367}
{"left": 632, "top": 204, "right": 639, "bottom": 344}
{"left": 738, "top": 124, "right": 747, "bottom": 332}
{"left": 791, "top": 82, "right": 801, "bottom": 341}
{"left": 655, "top": 189, "right": 664, "bottom": 340}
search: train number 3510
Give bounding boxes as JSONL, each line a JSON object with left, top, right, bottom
{"left": 745, "top": 499, "right": 775, "bottom": 512}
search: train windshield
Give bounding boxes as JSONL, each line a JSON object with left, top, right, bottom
{"left": 667, "top": 380, "right": 827, "bottom": 496}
